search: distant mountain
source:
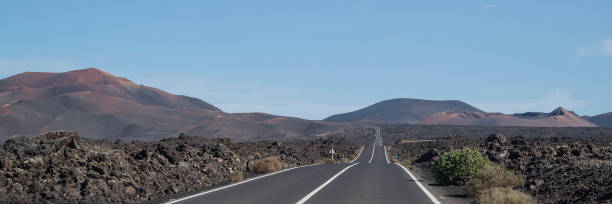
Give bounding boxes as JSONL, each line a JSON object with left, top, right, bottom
{"left": 0, "top": 68, "right": 345, "bottom": 141}
{"left": 418, "top": 107, "right": 597, "bottom": 127}
{"left": 324, "top": 98, "right": 483, "bottom": 124}
{"left": 586, "top": 112, "right": 612, "bottom": 127}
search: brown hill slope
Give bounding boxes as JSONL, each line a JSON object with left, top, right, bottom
{"left": 586, "top": 112, "right": 612, "bottom": 127}
{"left": 418, "top": 107, "right": 597, "bottom": 127}
{"left": 0, "top": 68, "right": 345, "bottom": 141}
{"left": 324, "top": 98, "right": 483, "bottom": 123}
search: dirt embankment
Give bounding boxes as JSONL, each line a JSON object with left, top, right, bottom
{"left": 0, "top": 131, "right": 357, "bottom": 203}
{"left": 389, "top": 134, "right": 612, "bottom": 203}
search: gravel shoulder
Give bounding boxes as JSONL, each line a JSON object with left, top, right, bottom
{"left": 406, "top": 165, "right": 472, "bottom": 204}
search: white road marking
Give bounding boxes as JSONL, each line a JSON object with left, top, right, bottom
{"left": 165, "top": 163, "right": 322, "bottom": 204}
{"left": 369, "top": 127, "right": 381, "bottom": 164}
{"left": 295, "top": 162, "right": 359, "bottom": 204}
{"left": 368, "top": 143, "right": 375, "bottom": 164}
{"left": 384, "top": 146, "right": 390, "bottom": 163}
{"left": 349, "top": 146, "right": 364, "bottom": 163}
{"left": 395, "top": 163, "right": 442, "bottom": 204}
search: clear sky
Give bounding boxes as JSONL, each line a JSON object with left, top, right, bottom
{"left": 1, "top": 1, "right": 611, "bottom": 120}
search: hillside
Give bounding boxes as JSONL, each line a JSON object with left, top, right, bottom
{"left": 586, "top": 112, "right": 612, "bottom": 127}
{"left": 418, "top": 107, "right": 598, "bottom": 127}
{"left": 324, "top": 98, "right": 483, "bottom": 124}
{"left": 0, "top": 68, "right": 346, "bottom": 141}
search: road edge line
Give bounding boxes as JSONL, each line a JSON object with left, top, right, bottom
{"left": 349, "top": 146, "right": 364, "bottom": 163}
{"left": 395, "top": 163, "right": 442, "bottom": 204}
{"left": 384, "top": 146, "right": 390, "bottom": 163}
{"left": 165, "top": 163, "right": 322, "bottom": 204}
{"left": 295, "top": 162, "right": 359, "bottom": 204}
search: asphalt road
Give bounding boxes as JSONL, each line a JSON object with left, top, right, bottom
{"left": 165, "top": 127, "right": 440, "bottom": 204}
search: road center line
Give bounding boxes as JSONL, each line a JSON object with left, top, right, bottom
{"left": 368, "top": 143, "right": 375, "bottom": 164}
{"left": 165, "top": 163, "right": 322, "bottom": 204}
{"left": 395, "top": 163, "right": 442, "bottom": 204}
{"left": 349, "top": 146, "right": 364, "bottom": 163}
{"left": 295, "top": 162, "right": 359, "bottom": 204}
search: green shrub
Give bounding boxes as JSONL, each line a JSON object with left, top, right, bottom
{"left": 477, "top": 187, "right": 536, "bottom": 204}
{"left": 433, "top": 148, "right": 490, "bottom": 185}
{"left": 467, "top": 163, "right": 525, "bottom": 197}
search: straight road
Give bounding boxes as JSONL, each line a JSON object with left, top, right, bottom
{"left": 302, "top": 127, "right": 439, "bottom": 204}
{"left": 165, "top": 127, "right": 439, "bottom": 204}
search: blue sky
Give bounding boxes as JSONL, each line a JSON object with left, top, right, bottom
{"left": 1, "top": 1, "right": 611, "bottom": 119}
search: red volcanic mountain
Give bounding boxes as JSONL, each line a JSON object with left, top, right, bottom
{"left": 0, "top": 68, "right": 344, "bottom": 141}
{"left": 418, "top": 107, "right": 597, "bottom": 127}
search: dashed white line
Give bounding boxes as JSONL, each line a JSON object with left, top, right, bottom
{"left": 368, "top": 143, "right": 375, "bottom": 164}
{"left": 395, "top": 163, "right": 442, "bottom": 204}
{"left": 165, "top": 163, "right": 322, "bottom": 204}
{"left": 295, "top": 162, "right": 359, "bottom": 204}
{"left": 350, "top": 146, "right": 364, "bottom": 163}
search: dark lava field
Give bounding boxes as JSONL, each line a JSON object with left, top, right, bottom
{"left": 386, "top": 125, "right": 612, "bottom": 203}
{"left": 0, "top": 131, "right": 358, "bottom": 203}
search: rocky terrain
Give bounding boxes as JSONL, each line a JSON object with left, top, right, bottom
{"left": 379, "top": 123, "right": 612, "bottom": 141}
{"left": 0, "top": 131, "right": 358, "bottom": 203}
{"left": 388, "top": 133, "right": 612, "bottom": 203}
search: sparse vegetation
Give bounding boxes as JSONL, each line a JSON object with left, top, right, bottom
{"left": 250, "top": 157, "right": 284, "bottom": 174}
{"left": 432, "top": 148, "right": 490, "bottom": 185}
{"left": 399, "top": 160, "right": 414, "bottom": 169}
{"left": 350, "top": 148, "right": 362, "bottom": 161}
{"left": 390, "top": 155, "right": 399, "bottom": 163}
{"left": 389, "top": 146, "right": 417, "bottom": 169}
{"left": 477, "top": 187, "right": 537, "bottom": 204}
{"left": 228, "top": 171, "right": 243, "bottom": 182}
{"left": 316, "top": 158, "right": 338, "bottom": 164}
{"left": 316, "top": 147, "right": 361, "bottom": 164}
{"left": 466, "top": 163, "right": 525, "bottom": 197}
{"left": 316, "top": 157, "right": 353, "bottom": 164}
{"left": 467, "top": 164, "right": 536, "bottom": 204}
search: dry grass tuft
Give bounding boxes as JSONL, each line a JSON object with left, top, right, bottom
{"left": 390, "top": 156, "right": 399, "bottom": 163}
{"left": 467, "top": 164, "right": 525, "bottom": 197}
{"left": 316, "top": 158, "right": 337, "bottom": 164}
{"left": 228, "top": 171, "right": 243, "bottom": 182}
{"left": 350, "top": 148, "right": 361, "bottom": 161}
{"left": 399, "top": 160, "right": 412, "bottom": 167}
{"left": 250, "top": 157, "right": 284, "bottom": 174}
{"left": 477, "top": 187, "right": 536, "bottom": 204}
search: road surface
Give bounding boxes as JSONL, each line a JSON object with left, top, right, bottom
{"left": 165, "top": 127, "right": 440, "bottom": 204}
